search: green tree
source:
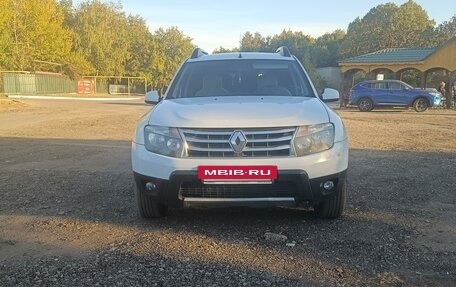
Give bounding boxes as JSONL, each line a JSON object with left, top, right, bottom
{"left": 311, "top": 29, "right": 346, "bottom": 67}
{"left": 125, "top": 15, "right": 153, "bottom": 80}
{"left": 240, "top": 32, "right": 269, "bottom": 52}
{"left": 0, "top": 0, "right": 75, "bottom": 71}
{"left": 0, "top": 0, "right": 12, "bottom": 70}
{"left": 213, "top": 46, "right": 239, "bottom": 53}
{"left": 57, "top": 0, "right": 74, "bottom": 25}
{"left": 339, "top": 3, "right": 398, "bottom": 59}
{"left": 270, "top": 30, "right": 314, "bottom": 59}
{"left": 434, "top": 15, "right": 456, "bottom": 45}
{"left": 149, "top": 27, "right": 194, "bottom": 95}
{"left": 339, "top": 1, "right": 435, "bottom": 59}
{"left": 71, "top": 0, "right": 129, "bottom": 76}
{"left": 390, "top": 0, "right": 435, "bottom": 48}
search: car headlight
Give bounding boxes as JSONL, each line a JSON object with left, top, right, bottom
{"left": 293, "top": 123, "right": 334, "bottom": 156}
{"left": 429, "top": 93, "right": 441, "bottom": 105}
{"left": 144, "top": 125, "right": 184, "bottom": 157}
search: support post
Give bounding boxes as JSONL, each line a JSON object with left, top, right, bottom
{"left": 421, "top": 71, "right": 428, "bottom": 89}
{"left": 448, "top": 71, "right": 454, "bottom": 109}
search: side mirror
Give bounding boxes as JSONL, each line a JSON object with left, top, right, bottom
{"left": 321, "top": 88, "right": 340, "bottom": 102}
{"left": 145, "top": 90, "right": 160, "bottom": 104}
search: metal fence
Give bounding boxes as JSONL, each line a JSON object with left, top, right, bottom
{"left": 0, "top": 72, "right": 147, "bottom": 96}
{"left": 82, "top": 76, "right": 147, "bottom": 95}
{"left": 0, "top": 72, "right": 76, "bottom": 95}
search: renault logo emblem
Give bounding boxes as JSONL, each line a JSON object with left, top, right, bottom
{"left": 229, "top": 131, "right": 247, "bottom": 153}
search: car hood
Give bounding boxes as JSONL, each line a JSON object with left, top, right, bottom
{"left": 148, "top": 96, "right": 329, "bottom": 128}
{"left": 411, "top": 88, "right": 441, "bottom": 96}
{"left": 411, "top": 88, "right": 430, "bottom": 93}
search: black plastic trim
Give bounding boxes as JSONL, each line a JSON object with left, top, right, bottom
{"left": 276, "top": 46, "right": 291, "bottom": 57}
{"left": 133, "top": 169, "right": 347, "bottom": 208}
{"left": 191, "top": 48, "right": 208, "bottom": 59}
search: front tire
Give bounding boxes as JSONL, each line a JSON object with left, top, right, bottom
{"left": 135, "top": 184, "right": 168, "bottom": 218}
{"left": 358, "top": 98, "right": 373, "bottom": 112}
{"left": 314, "top": 181, "right": 346, "bottom": 219}
{"left": 413, "top": 98, "right": 428, "bottom": 112}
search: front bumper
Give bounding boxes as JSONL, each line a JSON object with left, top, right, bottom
{"left": 131, "top": 139, "right": 349, "bottom": 180}
{"left": 133, "top": 169, "right": 347, "bottom": 208}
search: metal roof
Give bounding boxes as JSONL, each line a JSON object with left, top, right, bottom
{"left": 339, "top": 48, "right": 435, "bottom": 64}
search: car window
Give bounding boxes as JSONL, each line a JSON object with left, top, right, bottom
{"left": 389, "top": 82, "right": 401, "bottom": 90}
{"left": 402, "top": 82, "right": 413, "bottom": 89}
{"left": 373, "top": 82, "right": 388, "bottom": 90}
{"left": 166, "top": 59, "right": 314, "bottom": 99}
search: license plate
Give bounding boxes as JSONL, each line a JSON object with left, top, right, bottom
{"left": 198, "top": 165, "right": 277, "bottom": 184}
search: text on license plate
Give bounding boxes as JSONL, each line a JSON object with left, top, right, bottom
{"left": 198, "top": 165, "right": 277, "bottom": 182}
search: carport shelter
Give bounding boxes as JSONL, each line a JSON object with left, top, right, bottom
{"left": 339, "top": 37, "right": 456, "bottom": 98}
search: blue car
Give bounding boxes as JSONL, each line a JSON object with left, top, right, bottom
{"left": 349, "top": 80, "right": 441, "bottom": 112}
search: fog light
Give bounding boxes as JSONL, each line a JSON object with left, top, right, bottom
{"left": 323, "top": 181, "right": 334, "bottom": 191}
{"left": 145, "top": 182, "right": 157, "bottom": 191}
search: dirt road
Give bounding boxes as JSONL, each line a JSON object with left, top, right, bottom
{"left": 1, "top": 99, "right": 455, "bottom": 286}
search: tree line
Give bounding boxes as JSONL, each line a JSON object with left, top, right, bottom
{"left": 0, "top": 0, "right": 194, "bottom": 92}
{"left": 222, "top": 1, "right": 454, "bottom": 63}
{"left": 0, "top": 0, "right": 454, "bottom": 91}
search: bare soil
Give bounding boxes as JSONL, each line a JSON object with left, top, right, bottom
{"left": 342, "top": 108, "right": 456, "bottom": 152}
{"left": 0, "top": 100, "right": 455, "bottom": 286}
{"left": 0, "top": 99, "right": 30, "bottom": 111}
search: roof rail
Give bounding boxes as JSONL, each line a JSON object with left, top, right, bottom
{"left": 276, "top": 46, "right": 291, "bottom": 57}
{"left": 191, "top": 48, "right": 208, "bottom": 59}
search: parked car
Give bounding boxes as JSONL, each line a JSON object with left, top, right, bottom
{"left": 349, "top": 80, "right": 441, "bottom": 112}
{"left": 131, "top": 47, "right": 349, "bottom": 219}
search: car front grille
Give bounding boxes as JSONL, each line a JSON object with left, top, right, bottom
{"left": 180, "top": 181, "right": 297, "bottom": 198}
{"left": 180, "top": 127, "right": 295, "bottom": 158}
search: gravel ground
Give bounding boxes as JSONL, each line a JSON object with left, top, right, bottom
{"left": 0, "top": 99, "right": 455, "bottom": 286}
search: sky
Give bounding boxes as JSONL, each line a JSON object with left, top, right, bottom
{"left": 74, "top": 0, "right": 455, "bottom": 52}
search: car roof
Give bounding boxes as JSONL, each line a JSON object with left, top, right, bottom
{"left": 357, "top": 80, "right": 404, "bottom": 84}
{"left": 187, "top": 52, "right": 296, "bottom": 62}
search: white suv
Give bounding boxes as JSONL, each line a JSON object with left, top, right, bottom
{"left": 131, "top": 47, "right": 348, "bottom": 219}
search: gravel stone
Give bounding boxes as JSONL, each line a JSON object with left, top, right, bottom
{"left": 264, "top": 232, "right": 288, "bottom": 242}
{"left": 0, "top": 100, "right": 455, "bottom": 286}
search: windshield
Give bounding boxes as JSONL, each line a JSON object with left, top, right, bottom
{"left": 402, "top": 82, "right": 413, "bottom": 89}
{"left": 166, "top": 59, "right": 315, "bottom": 99}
